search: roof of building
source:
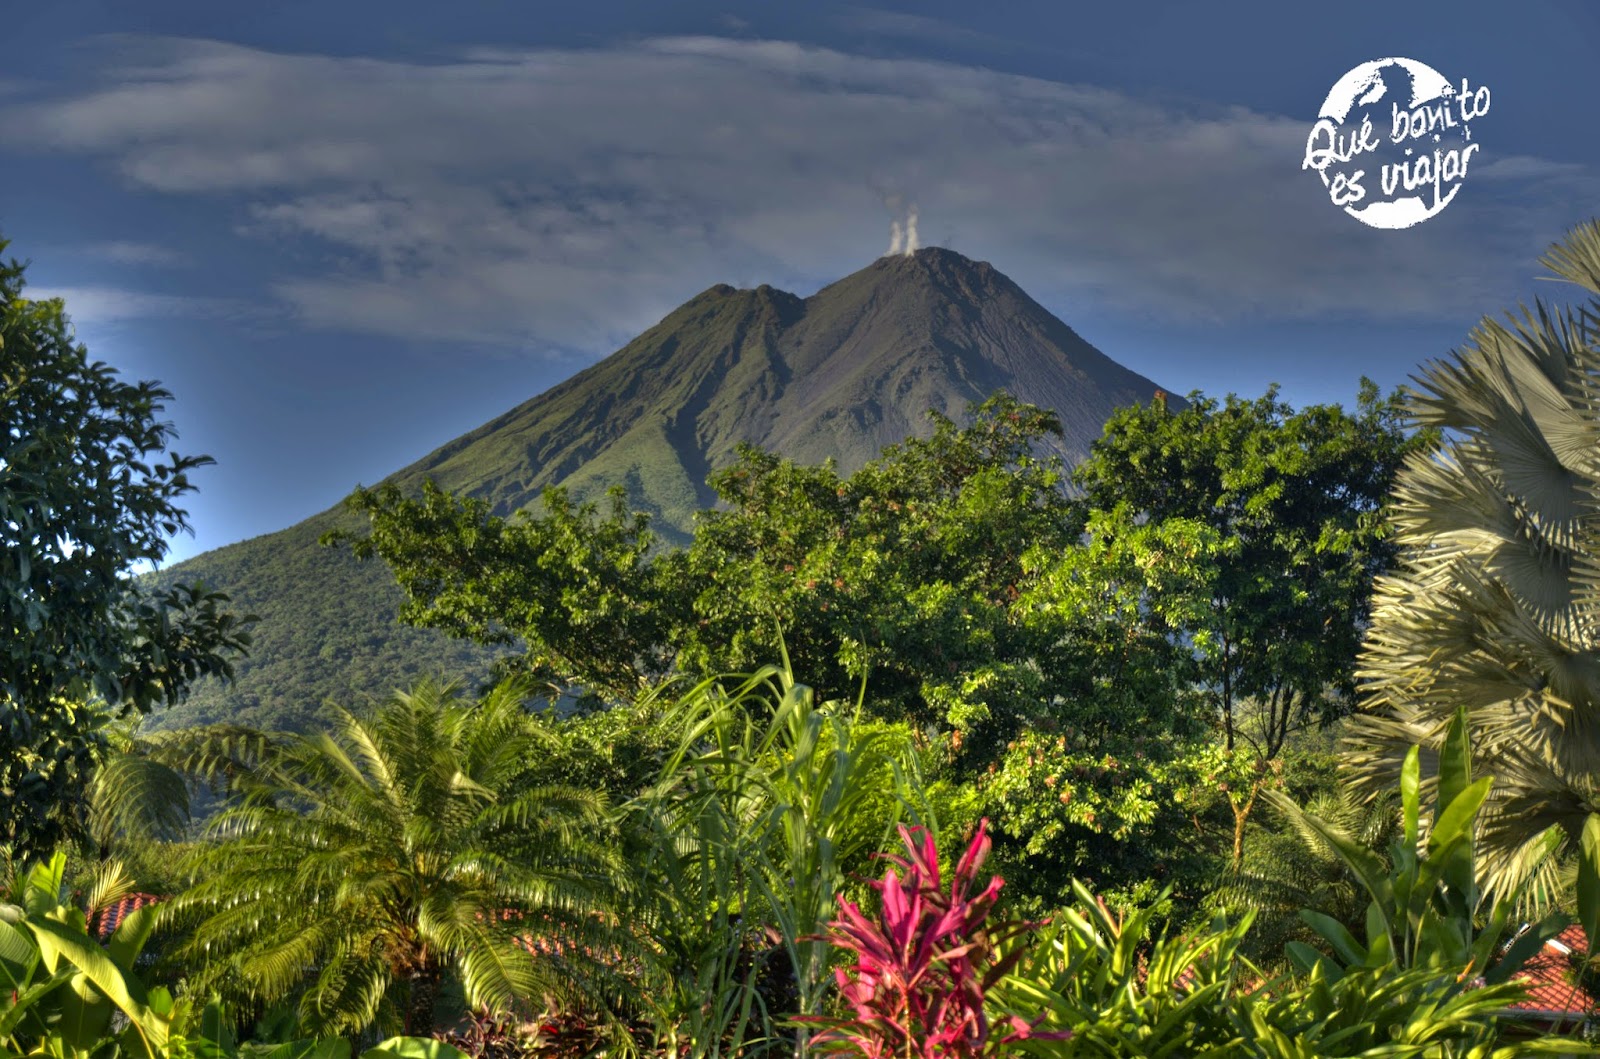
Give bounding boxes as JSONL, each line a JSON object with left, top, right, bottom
{"left": 90, "top": 893, "right": 164, "bottom": 940}
{"left": 1504, "top": 924, "right": 1598, "bottom": 1025}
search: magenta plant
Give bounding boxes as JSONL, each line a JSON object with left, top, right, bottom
{"left": 809, "top": 819, "right": 1063, "bottom": 1058}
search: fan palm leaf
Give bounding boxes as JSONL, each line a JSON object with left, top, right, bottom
{"left": 1348, "top": 219, "right": 1600, "bottom": 901}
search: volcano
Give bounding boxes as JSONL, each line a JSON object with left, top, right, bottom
{"left": 157, "top": 248, "right": 1173, "bottom": 730}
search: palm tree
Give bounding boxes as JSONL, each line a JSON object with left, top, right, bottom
{"left": 1348, "top": 219, "right": 1600, "bottom": 899}
{"left": 162, "top": 678, "right": 629, "bottom": 1038}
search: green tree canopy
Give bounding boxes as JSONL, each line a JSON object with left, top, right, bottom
{"left": 338, "top": 386, "right": 1421, "bottom": 765}
{"left": 335, "top": 387, "right": 1426, "bottom": 912}
{"left": 1070, "top": 382, "right": 1428, "bottom": 759}
{"left": 333, "top": 395, "right": 1084, "bottom": 755}
{"left": 1, "top": 240, "right": 253, "bottom": 864}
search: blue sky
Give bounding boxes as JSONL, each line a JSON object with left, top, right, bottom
{"left": 4, "top": 0, "right": 1598, "bottom": 563}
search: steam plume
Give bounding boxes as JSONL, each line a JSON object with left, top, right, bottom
{"left": 886, "top": 220, "right": 904, "bottom": 256}
{"left": 904, "top": 204, "right": 920, "bottom": 254}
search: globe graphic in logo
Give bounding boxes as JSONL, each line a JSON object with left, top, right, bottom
{"left": 1309, "top": 57, "right": 1481, "bottom": 230}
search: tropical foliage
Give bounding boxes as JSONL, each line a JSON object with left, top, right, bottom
{"left": 1350, "top": 219, "right": 1600, "bottom": 900}
{"left": 1073, "top": 383, "right": 1425, "bottom": 760}
{"left": 15, "top": 225, "right": 1600, "bottom": 1058}
{"left": 1, "top": 242, "right": 254, "bottom": 863}
{"left": 2, "top": 853, "right": 178, "bottom": 1058}
{"left": 807, "top": 820, "right": 1049, "bottom": 1059}
{"left": 334, "top": 385, "right": 1424, "bottom": 915}
{"left": 623, "top": 662, "right": 922, "bottom": 1058}
{"left": 162, "top": 679, "right": 627, "bottom": 1038}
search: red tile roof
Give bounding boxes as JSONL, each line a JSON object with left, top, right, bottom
{"left": 1505, "top": 924, "right": 1598, "bottom": 1028}
{"left": 90, "top": 893, "right": 164, "bottom": 940}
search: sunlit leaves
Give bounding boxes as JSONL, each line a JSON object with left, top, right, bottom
{"left": 1, "top": 237, "right": 254, "bottom": 862}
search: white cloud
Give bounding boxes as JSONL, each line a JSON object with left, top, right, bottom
{"left": 85, "top": 240, "right": 189, "bottom": 266}
{"left": 3, "top": 35, "right": 1592, "bottom": 348}
{"left": 29, "top": 285, "right": 248, "bottom": 327}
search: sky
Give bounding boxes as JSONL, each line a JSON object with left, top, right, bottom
{"left": 3, "top": 0, "right": 1598, "bottom": 563}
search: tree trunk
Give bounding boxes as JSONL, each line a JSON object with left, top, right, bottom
{"left": 402, "top": 954, "right": 442, "bottom": 1038}
{"left": 1230, "top": 780, "right": 1262, "bottom": 869}
{"left": 1220, "top": 630, "right": 1235, "bottom": 753}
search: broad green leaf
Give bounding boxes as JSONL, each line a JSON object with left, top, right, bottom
{"left": 27, "top": 914, "right": 166, "bottom": 1054}
{"left": 1580, "top": 813, "right": 1600, "bottom": 962}
{"left": 1298, "top": 910, "right": 1367, "bottom": 968}
{"left": 248, "top": 1038, "right": 352, "bottom": 1059}
{"left": 1285, "top": 940, "right": 1339, "bottom": 982}
{"left": 54, "top": 969, "right": 115, "bottom": 1050}
{"left": 199, "top": 997, "right": 235, "bottom": 1054}
{"left": 361, "top": 1038, "right": 472, "bottom": 1059}
{"left": 1401, "top": 746, "right": 1420, "bottom": 849}
{"left": 0, "top": 920, "right": 38, "bottom": 991}
{"left": 107, "top": 903, "right": 159, "bottom": 969}
{"left": 0, "top": 971, "right": 73, "bottom": 1039}
{"left": 1428, "top": 777, "right": 1491, "bottom": 853}
{"left": 1436, "top": 708, "right": 1472, "bottom": 818}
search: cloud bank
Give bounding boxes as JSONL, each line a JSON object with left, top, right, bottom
{"left": 28, "top": 285, "right": 248, "bottom": 326}
{"left": 5, "top": 35, "right": 1592, "bottom": 348}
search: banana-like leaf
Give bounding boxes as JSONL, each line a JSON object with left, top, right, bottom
{"left": 0, "top": 970, "right": 73, "bottom": 1040}
{"left": 241, "top": 1038, "right": 353, "bottom": 1059}
{"left": 1579, "top": 812, "right": 1600, "bottom": 959}
{"left": 1297, "top": 910, "right": 1367, "bottom": 968}
{"left": 0, "top": 920, "right": 38, "bottom": 991}
{"left": 1437, "top": 708, "right": 1473, "bottom": 821}
{"left": 1429, "top": 777, "right": 1491, "bottom": 853}
{"left": 1285, "top": 940, "right": 1340, "bottom": 982}
{"left": 360, "top": 1037, "right": 471, "bottom": 1059}
{"left": 54, "top": 969, "right": 116, "bottom": 1051}
{"left": 27, "top": 913, "right": 168, "bottom": 1055}
{"left": 1401, "top": 747, "right": 1420, "bottom": 849}
{"left": 107, "top": 903, "right": 160, "bottom": 970}
{"left": 199, "top": 996, "right": 235, "bottom": 1055}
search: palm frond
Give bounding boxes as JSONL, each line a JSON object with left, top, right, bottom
{"left": 1353, "top": 219, "right": 1600, "bottom": 900}
{"left": 163, "top": 676, "right": 631, "bottom": 1039}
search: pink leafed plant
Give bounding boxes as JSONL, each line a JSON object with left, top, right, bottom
{"left": 807, "top": 818, "right": 1066, "bottom": 1058}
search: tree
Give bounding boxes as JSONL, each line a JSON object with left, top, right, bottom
{"left": 336, "top": 389, "right": 1426, "bottom": 910}
{"left": 680, "top": 395, "right": 1079, "bottom": 749}
{"left": 1348, "top": 219, "right": 1600, "bottom": 899}
{"left": 330, "top": 395, "right": 1083, "bottom": 755}
{"left": 1, "top": 240, "right": 253, "bottom": 864}
{"left": 1071, "top": 383, "right": 1425, "bottom": 761}
{"left": 333, "top": 483, "right": 678, "bottom": 700}
{"left": 164, "top": 679, "right": 629, "bottom": 1038}
{"left": 1050, "top": 384, "right": 1427, "bottom": 878}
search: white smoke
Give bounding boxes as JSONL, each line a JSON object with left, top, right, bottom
{"left": 882, "top": 205, "right": 921, "bottom": 257}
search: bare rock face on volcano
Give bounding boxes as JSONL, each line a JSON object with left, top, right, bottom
{"left": 159, "top": 248, "right": 1172, "bottom": 730}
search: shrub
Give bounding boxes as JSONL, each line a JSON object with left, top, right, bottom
{"left": 807, "top": 819, "right": 1061, "bottom": 1058}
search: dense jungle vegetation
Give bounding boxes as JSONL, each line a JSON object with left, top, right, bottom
{"left": 7, "top": 222, "right": 1600, "bottom": 1057}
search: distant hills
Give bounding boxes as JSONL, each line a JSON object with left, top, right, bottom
{"left": 154, "top": 247, "right": 1173, "bottom": 732}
